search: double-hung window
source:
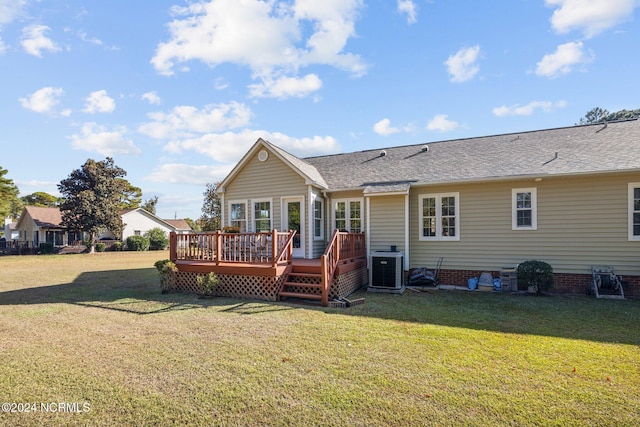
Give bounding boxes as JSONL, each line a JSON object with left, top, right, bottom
{"left": 253, "top": 200, "right": 272, "bottom": 232}
{"left": 419, "top": 193, "right": 460, "bottom": 241}
{"left": 512, "top": 188, "right": 537, "bottom": 230}
{"left": 630, "top": 183, "right": 640, "bottom": 240}
{"left": 229, "top": 201, "right": 248, "bottom": 232}
{"left": 333, "top": 199, "right": 362, "bottom": 233}
{"left": 313, "top": 199, "right": 324, "bottom": 239}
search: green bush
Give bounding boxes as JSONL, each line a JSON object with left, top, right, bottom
{"left": 39, "top": 242, "right": 54, "bottom": 254}
{"left": 154, "top": 259, "right": 178, "bottom": 293}
{"left": 144, "top": 227, "right": 169, "bottom": 250}
{"left": 517, "top": 260, "right": 554, "bottom": 296}
{"left": 113, "top": 241, "right": 123, "bottom": 251}
{"left": 95, "top": 242, "right": 106, "bottom": 252}
{"left": 126, "top": 235, "right": 150, "bottom": 251}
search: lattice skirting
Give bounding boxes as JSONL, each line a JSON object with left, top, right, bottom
{"left": 329, "top": 266, "right": 368, "bottom": 300}
{"left": 168, "top": 271, "right": 285, "bottom": 301}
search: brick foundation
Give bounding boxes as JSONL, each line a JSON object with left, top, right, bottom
{"left": 437, "top": 269, "right": 640, "bottom": 298}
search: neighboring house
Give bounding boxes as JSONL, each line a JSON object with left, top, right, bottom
{"left": 163, "top": 219, "right": 193, "bottom": 234}
{"left": 217, "top": 119, "right": 640, "bottom": 296}
{"left": 3, "top": 217, "right": 19, "bottom": 240}
{"left": 14, "top": 206, "right": 189, "bottom": 248}
{"left": 14, "top": 206, "right": 85, "bottom": 248}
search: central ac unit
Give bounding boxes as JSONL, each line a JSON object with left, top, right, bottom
{"left": 369, "top": 251, "right": 404, "bottom": 290}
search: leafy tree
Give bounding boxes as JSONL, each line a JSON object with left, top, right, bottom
{"left": 579, "top": 107, "right": 639, "bottom": 124}
{"left": 116, "top": 179, "right": 142, "bottom": 210}
{"left": 200, "top": 182, "right": 222, "bottom": 231}
{"left": 0, "top": 167, "right": 21, "bottom": 219}
{"left": 142, "top": 196, "right": 159, "bottom": 215}
{"left": 58, "top": 157, "right": 128, "bottom": 253}
{"left": 21, "top": 191, "right": 60, "bottom": 207}
{"left": 184, "top": 217, "right": 200, "bottom": 231}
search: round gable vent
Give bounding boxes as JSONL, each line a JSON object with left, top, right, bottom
{"left": 258, "top": 149, "right": 269, "bottom": 162}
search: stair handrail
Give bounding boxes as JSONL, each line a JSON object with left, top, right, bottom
{"left": 320, "top": 229, "right": 341, "bottom": 307}
{"left": 273, "top": 229, "right": 296, "bottom": 267}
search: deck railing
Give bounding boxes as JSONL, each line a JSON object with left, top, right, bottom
{"left": 320, "top": 231, "right": 366, "bottom": 306}
{"left": 170, "top": 230, "right": 295, "bottom": 265}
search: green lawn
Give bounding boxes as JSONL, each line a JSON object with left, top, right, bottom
{"left": 1, "top": 252, "right": 639, "bottom": 426}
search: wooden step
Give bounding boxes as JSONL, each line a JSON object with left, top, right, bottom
{"left": 278, "top": 291, "right": 322, "bottom": 300}
{"left": 283, "top": 281, "right": 321, "bottom": 289}
{"left": 287, "top": 272, "right": 322, "bottom": 278}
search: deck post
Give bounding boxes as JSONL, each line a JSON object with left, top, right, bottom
{"left": 169, "top": 232, "right": 177, "bottom": 262}
{"left": 215, "top": 230, "right": 221, "bottom": 266}
{"left": 271, "top": 229, "right": 278, "bottom": 267}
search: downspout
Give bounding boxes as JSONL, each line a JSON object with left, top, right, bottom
{"left": 307, "top": 185, "right": 313, "bottom": 259}
{"left": 404, "top": 193, "right": 410, "bottom": 271}
{"left": 365, "top": 196, "right": 371, "bottom": 262}
{"left": 220, "top": 193, "right": 225, "bottom": 230}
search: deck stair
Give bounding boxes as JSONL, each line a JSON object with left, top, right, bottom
{"left": 278, "top": 260, "right": 324, "bottom": 304}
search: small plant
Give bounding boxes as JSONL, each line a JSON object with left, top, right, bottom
{"left": 113, "top": 241, "right": 123, "bottom": 251}
{"left": 126, "top": 235, "right": 150, "bottom": 251}
{"left": 154, "top": 259, "right": 178, "bottom": 293}
{"left": 222, "top": 226, "right": 240, "bottom": 233}
{"left": 95, "top": 242, "right": 106, "bottom": 252}
{"left": 198, "top": 272, "right": 220, "bottom": 297}
{"left": 517, "top": 260, "right": 554, "bottom": 296}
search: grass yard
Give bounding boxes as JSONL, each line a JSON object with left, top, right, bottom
{"left": 0, "top": 252, "right": 639, "bottom": 426}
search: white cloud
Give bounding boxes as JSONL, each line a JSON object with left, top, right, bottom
{"left": 398, "top": 0, "right": 418, "bottom": 24}
{"left": 164, "top": 129, "right": 340, "bottom": 163}
{"left": 546, "top": 0, "right": 638, "bottom": 38}
{"left": 492, "top": 100, "right": 568, "bottom": 117}
{"left": 141, "top": 91, "right": 162, "bottom": 105}
{"left": 249, "top": 73, "right": 322, "bottom": 99}
{"left": 151, "top": 0, "right": 367, "bottom": 99}
{"left": 444, "top": 45, "right": 481, "bottom": 83}
{"left": 69, "top": 122, "right": 141, "bottom": 156}
{"left": 426, "top": 114, "right": 459, "bottom": 132}
{"left": 82, "top": 90, "right": 116, "bottom": 114}
{"left": 0, "top": 37, "right": 7, "bottom": 55}
{"left": 21, "top": 24, "right": 60, "bottom": 57}
{"left": 19, "top": 86, "right": 64, "bottom": 113}
{"left": 373, "top": 118, "right": 401, "bottom": 136}
{"left": 138, "top": 102, "right": 253, "bottom": 140}
{"left": 536, "top": 41, "right": 593, "bottom": 78}
{"left": 0, "top": 0, "right": 27, "bottom": 26}
{"left": 146, "top": 163, "right": 234, "bottom": 185}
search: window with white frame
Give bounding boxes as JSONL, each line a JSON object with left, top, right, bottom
{"left": 313, "top": 199, "right": 324, "bottom": 239}
{"left": 333, "top": 199, "right": 362, "bottom": 233}
{"left": 419, "top": 193, "right": 460, "bottom": 240}
{"left": 229, "top": 201, "right": 248, "bottom": 232}
{"left": 512, "top": 188, "right": 537, "bottom": 230}
{"left": 253, "top": 200, "right": 271, "bottom": 232}
{"left": 630, "top": 183, "right": 640, "bottom": 240}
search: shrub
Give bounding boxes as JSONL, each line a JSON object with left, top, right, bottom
{"left": 144, "top": 227, "right": 169, "bottom": 250}
{"left": 198, "top": 272, "right": 220, "bottom": 297}
{"left": 95, "top": 242, "right": 106, "bottom": 252}
{"left": 517, "top": 260, "right": 554, "bottom": 296}
{"left": 126, "top": 235, "right": 150, "bottom": 251}
{"left": 154, "top": 259, "right": 178, "bottom": 293}
{"left": 39, "top": 242, "right": 54, "bottom": 254}
{"left": 113, "top": 241, "right": 123, "bottom": 251}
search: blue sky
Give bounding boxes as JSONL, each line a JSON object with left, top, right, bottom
{"left": 1, "top": 0, "right": 639, "bottom": 220}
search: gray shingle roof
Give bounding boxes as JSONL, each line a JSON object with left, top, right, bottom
{"left": 262, "top": 140, "right": 328, "bottom": 188}
{"left": 303, "top": 119, "right": 640, "bottom": 191}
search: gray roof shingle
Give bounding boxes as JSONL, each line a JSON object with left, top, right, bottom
{"left": 302, "top": 119, "right": 640, "bottom": 191}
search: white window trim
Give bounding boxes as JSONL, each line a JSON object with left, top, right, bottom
{"left": 252, "top": 198, "right": 272, "bottom": 232}
{"left": 629, "top": 183, "right": 640, "bottom": 241}
{"left": 512, "top": 188, "right": 537, "bottom": 231}
{"left": 313, "top": 197, "right": 324, "bottom": 240}
{"left": 418, "top": 192, "right": 460, "bottom": 241}
{"left": 331, "top": 198, "right": 364, "bottom": 233}
{"left": 227, "top": 200, "right": 248, "bottom": 231}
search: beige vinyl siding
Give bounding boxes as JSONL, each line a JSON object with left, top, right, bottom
{"left": 368, "top": 195, "right": 406, "bottom": 254}
{"left": 310, "top": 189, "right": 327, "bottom": 258}
{"left": 410, "top": 172, "right": 640, "bottom": 276}
{"left": 224, "top": 149, "right": 308, "bottom": 235}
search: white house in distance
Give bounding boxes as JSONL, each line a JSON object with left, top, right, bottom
{"left": 14, "top": 206, "right": 191, "bottom": 248}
